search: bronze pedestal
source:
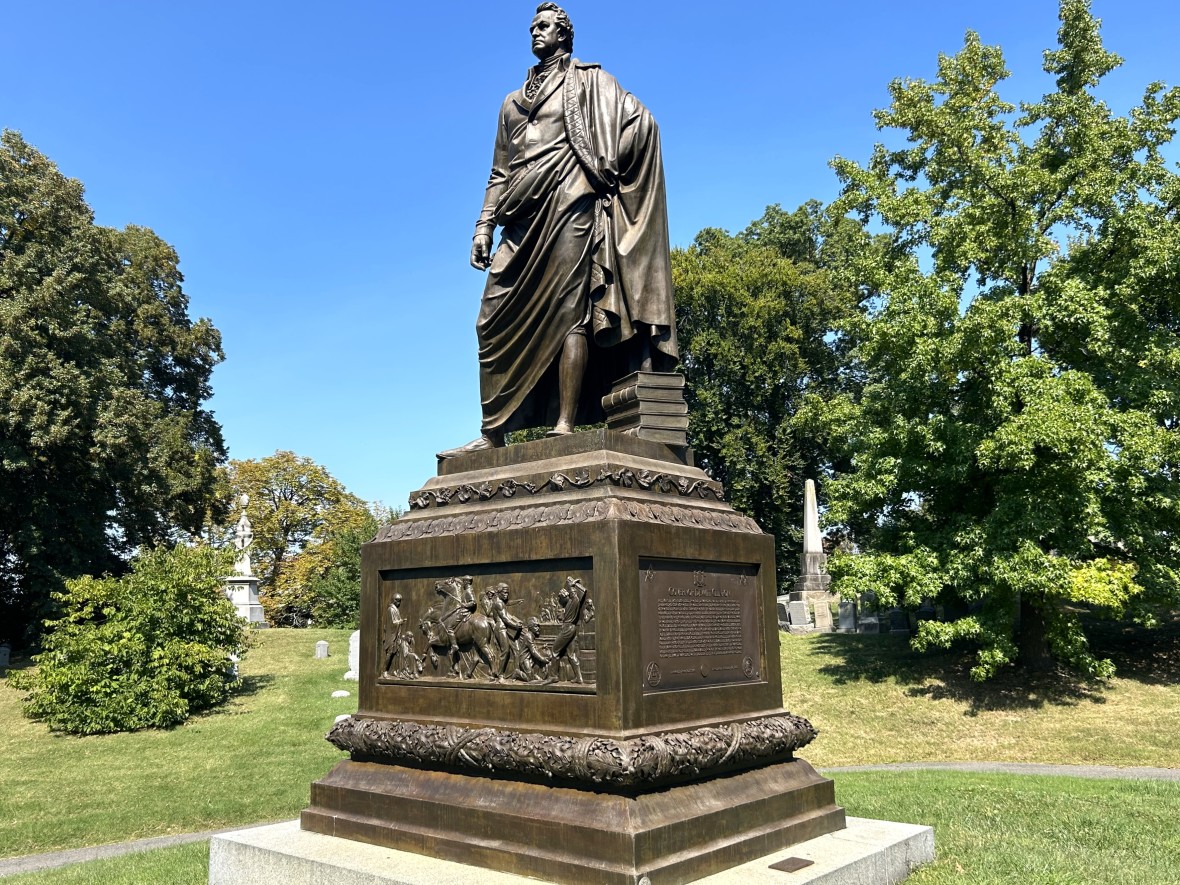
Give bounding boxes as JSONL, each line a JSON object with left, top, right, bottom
{"left": 302, "top": 431, "right": 844, "bottom": 884}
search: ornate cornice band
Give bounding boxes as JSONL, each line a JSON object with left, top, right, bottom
{"left": 376, "top": 498, "right": 761, "bottom": 542}
{"left": 408, "top": 468, "right": 725, "bottom": 511}
{"left": 327, "top": 713, "right": 816, "bottom": 787}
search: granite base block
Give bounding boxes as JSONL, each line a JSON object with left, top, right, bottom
{"left": 208, "top": 817, "right": 933, "bottom": 885}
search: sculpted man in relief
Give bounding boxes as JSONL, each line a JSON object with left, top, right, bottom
{"left": 439, "top": 2, "right": 677, "bottom": 457}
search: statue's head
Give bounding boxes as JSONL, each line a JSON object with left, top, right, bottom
{"left": 497, "top": 583, "right": 510, "bottom": 601}
{"left": 531, "top": 2, "right": 573, "bottom": 59}
{"left": 527, "top": 617, "right": 540, "bottom": 633}
{"left": 393, "top": 593, "right": 403, "bottom": 606}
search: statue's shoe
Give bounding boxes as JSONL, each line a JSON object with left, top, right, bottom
{"left": 546, "top": 421, "right": 574, "bottom": 437}
{"left": 436, "top": 434, "right": 501, "bottom": 460}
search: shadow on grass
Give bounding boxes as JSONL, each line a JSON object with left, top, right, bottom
{"left": 1085, "top": 615, "right": 1180, "bottom": 686}
{"left": 232, "top": 674, "right": 275, "bottom": 699}
{"left": 196, "top": 674, "right": 276, "bottom": 720}
{"left": 804, "top": 632, "right": 1108, "bottom": 716}
{"left": 805, "top": 611, "right": 1180, "bottom": 715}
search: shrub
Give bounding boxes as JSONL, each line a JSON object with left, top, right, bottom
{"left": 11, "top": 544, "right": 248, "bottom": 734}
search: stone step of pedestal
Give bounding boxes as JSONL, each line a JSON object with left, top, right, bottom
{"left": 210, "top": 816, "right": 933, "bottom": 885}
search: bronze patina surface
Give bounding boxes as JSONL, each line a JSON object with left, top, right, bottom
{"left": 303, "top": 432, "right": 845, "bottom": 883}
{"left": 640, "top": 558, "right": 763, "bottom": 693}
{"left": 439, "top": 3, "right": 678, "bottom": 456}
{"left": 303, "top": 758, "right": 839, "bottom": 885}
{"left": 303, "top": 7, "right": 844, "bottom": 882}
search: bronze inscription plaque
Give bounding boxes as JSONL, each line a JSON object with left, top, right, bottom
{"left": 639, "top": 558, "right": 762, "bottom": 692}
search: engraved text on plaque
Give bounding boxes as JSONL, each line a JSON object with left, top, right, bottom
{"left": 639, "top": 558, "right": 762, "bottom": 692}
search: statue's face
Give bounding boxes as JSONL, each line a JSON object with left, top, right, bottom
{"left": 499, "top": 587, "right": 509, "bottom": 601}
{"left": 530, "top": 10, "right": 564, "bottom": 60}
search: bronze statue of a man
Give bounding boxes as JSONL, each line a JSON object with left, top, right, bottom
{"left": 439, "top": 2, "right": 677, "bottom": 458}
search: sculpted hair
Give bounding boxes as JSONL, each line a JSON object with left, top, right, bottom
{"left": 536, "top": 2, "right": 574, "bottom": 52}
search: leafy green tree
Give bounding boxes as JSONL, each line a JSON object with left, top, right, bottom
{"left": 225, "top": 451, "right": 383, "bottom": 626}
{"left": 672, "top": 203, "right": 861, "bottom": 588}
{"left": 11, "top": 544, "right": 247, "bottom": 734}
{"left": 297, "top": 507, "right": 392, "bottom": 629}
{"left": 0, "top": 131, "right": 226, "bottom": 647}
{"left": 823, "top": 0, "right": 1180, "bottom": 679}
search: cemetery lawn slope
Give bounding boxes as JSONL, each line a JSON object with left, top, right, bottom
{"left": 4, "top": 772, "right": 1178, "bottom": 884}
{"left": 834, "top": 770, "right": 1180, "bottom": 885}
{"left": 0, "top": 629, "right": 355, "bottom": 858}
{"left": 2, "top": 620, "right": 1177, "bottom": 862}
{"left": 782, "top": 617, "right": 1180, "bottom": 769}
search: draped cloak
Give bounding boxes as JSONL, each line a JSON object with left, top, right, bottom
{"left": 474, "top": 56, "right": 678, "bottom": 434}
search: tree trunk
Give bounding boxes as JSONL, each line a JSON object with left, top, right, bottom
{"left": 1018, "top": 594, "right": 1054, "bottom": 672}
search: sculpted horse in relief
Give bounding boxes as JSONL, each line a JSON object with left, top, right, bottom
{"left": 419, "top": 576, "right": 500, "bottom": 679}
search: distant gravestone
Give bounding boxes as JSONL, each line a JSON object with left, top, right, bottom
{"left": 344, "top": 630, "right": 360, "bottom": 681}
{"left": 838, "top": 600, "right": 857, "bottom": 633}
{"left": 332, "top": 690, "right": 351, "bottom": 698}
{"left": 812, "top": 601, "right": 833, "bottom": 633}
{"left": 857, "top": 592, "right": 880, "bottom": 634}
{"left": 0, "top": 643, "right": 10, "bottom": 672}
{"left": 315, "top": 640, "right": 329, "bottom": 659}
{"left": 787, "top": 599, "right": 812, "bottom": 633}
{"left": 888, "top": 608, "right": 911, "bottom": 637}
{"left": 776, "top": 600, "right": 790, "bottom": 630}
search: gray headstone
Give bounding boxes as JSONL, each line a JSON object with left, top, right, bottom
{"left": 776, "top": 601, "right": 790, "bottom": 629}
{"left": 788, "top": 600, "right": 812, "bottom": 631}
{"left": 344, "top": 629, "right": 360, "bottom": 681}
{"left": 0, "top": 643, "right": 10, "bottom": 670}
{"left": 315, "top": 640, "right": 329, "bottom": 659}
{"left": 838, "top": 600, "right": 857, "bottom": 633}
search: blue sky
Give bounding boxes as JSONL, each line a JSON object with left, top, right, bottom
{"left": 3, "top": 1, "right": 1177, "bottom": 509}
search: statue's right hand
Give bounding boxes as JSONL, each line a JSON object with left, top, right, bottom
{"left": 470, "top": 235, "right": 493, "bottom": 270}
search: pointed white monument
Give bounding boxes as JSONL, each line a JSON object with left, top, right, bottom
{"left": 785, "top": 480, "right": 834, "bottom": 632}
{"left": 224, "top": 494, "right": 267, "bottom": 627}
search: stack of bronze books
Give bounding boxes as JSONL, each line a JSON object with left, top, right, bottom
{"left": 602, "top": 371, "right": 689, "bottom": 446}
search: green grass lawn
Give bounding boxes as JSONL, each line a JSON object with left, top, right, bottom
{"left": 0, "top": 628, "right": 355, "bottom": 859}
{"left": 6, "top": 771, "right": 1178, "bottom": 885}
{"left": 2, "top": 618, "right": 1178, "bottom": 882}
{"left": 836, "top": 770, "right": 1180, "bottom": 885}
{"left": 781, "top": 617, "right": 1180, "bottom": 769}
{"left": 2, "top": 843, "right": 210, "bottom": 885}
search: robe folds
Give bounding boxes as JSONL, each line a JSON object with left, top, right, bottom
{"left": 475, "top": 57, "right": 678, "bottom": 434}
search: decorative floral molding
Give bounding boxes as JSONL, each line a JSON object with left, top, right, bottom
{"left": 327, "top": 712, "right": 816, "bottom": 787}
{"left": 375, "top": 498, "right": 761, "bottom": 542}
{"left": 408, "top": 468, "right": 724, "bottom": 510}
